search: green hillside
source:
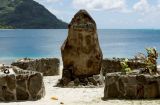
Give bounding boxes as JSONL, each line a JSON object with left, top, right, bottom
{"left": 0, "top": 0, "right": 68, "bottom": 29}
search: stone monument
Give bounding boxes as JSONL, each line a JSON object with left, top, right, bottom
{"left": 61, "top": 10, "right": 103, "bottom": 86}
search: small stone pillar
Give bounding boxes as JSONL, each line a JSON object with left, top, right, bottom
{"left": 61, "top": 10, "right": 103, "bottom": 86}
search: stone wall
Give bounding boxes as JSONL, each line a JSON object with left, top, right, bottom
{"left": 104, "top": 72, "right": 160, "bottom": 99}
{"left": 102, "top": 58, "right": 147, "bottom": 76}
{"left": 11, "top": 58, "right": 60, "bottom": 76}
{"left": 0, "top": 67, "right": 45, "bottom": 101}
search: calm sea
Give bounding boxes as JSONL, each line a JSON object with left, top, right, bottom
{"left": 0, "top": 29, "right": 160, "bottom": 64}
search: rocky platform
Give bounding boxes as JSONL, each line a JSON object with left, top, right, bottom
{"left": 0, "top": 66, "right": 45, "bottom": 101}
{"left": 57, "top": 74, "right": 104, "bottom": 88}
{"left": 11, "top": 58, "right": 60, "bottom": 76}
{"left": 102, "top": 58, "right": 147, "bottom": 75}
{"left": 104, "top": 72, "right": 160, "bottom": 99}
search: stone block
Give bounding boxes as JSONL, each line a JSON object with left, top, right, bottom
{"left": 12, "top": 58, "right": 60, "bottom": 76}
{"left": 104, "top": 72, "right": 160, "bottom": 99}
{"left": 102, "top": 58, "right": 147, "bottom": 76}
{"left": 0, "top": 66, "right": 45, "bottom": 101}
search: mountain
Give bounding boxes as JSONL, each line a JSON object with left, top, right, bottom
{"left": 0, "top": 0, "right": 68, "bottom": 29}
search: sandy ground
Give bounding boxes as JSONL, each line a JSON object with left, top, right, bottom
{"left": 0, "top": 75, "right": 160, "bottom": 105}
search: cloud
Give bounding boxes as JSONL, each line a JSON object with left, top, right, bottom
{"left": 35, "top": 0, "right": 60, "bottom": 3}
{"left": 133, "top": 0, "right": 160, "bottom": 27}
{"left": 45, "top": 0, "right": 59, "bottom": 3}
{"left": 137, "top": 18, "right": 144, "bottom": 23}
{"left": 50, "top": 9, "right": 61, "bottom": 14}
{"left": 132, "top": 0, "right": 160, "bottom": 14}
{"left": 72, "top": 0, "right": 127, "bottom": 12}
{"left": 34, "top": 0, "right": 63, "bottom": 14}
{"left": 158, "top": 0, "right": 160, "bottom": 8}
{"left": 133, "top": 0, "right": 150, "bottom": 12}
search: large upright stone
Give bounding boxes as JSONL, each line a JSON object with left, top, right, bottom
{"left": 61, "top": 10, "right": 103, "bottom": 81}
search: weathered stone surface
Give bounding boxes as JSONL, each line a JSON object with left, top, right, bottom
{"left": 0, "top": 66, "right": 45, "bottom": 101}
{"left": 0, "top": 74, "right": 16, "bottom": 101}
{"left": 102, "top": 58, "right": 147, "bottom": 76}
{"left": 28, "top": 73, "right": 43, "bottom": 99}
{"left": 104, "top": 72, "right": 160, "bottom": 99}
{"left": 144, "top": 82, "right": 159, "bottom": 98}
{"left": 12, "top": 58, "right": 60, "bottom": 76}
{"left": 3, "top": 90, "right": 15, "bottom": 101}
{"left": 108, "top": 83, "right": 119, "bottom": 98}
{"left": 16, "top": 87, "right": 29, "bottom": 100}
{"left": 74, "top": 78, "right": 80, "bottom": 86}
{"left": 57, "top": 74, "right": 104, "bottom": 88}
{"left": 6, "top": 75, "right": 16, "bottom": 91}
{"left": 61, "top": 9, "right": 102, "bottom": 85}
{"left": 88, "top": 77, "right": 97, "bottom": 86}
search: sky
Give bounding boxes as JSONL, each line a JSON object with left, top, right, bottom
{"left": 34, "top": 0, "right": 160, "bottom": 29}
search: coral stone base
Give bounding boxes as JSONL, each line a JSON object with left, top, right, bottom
{"left": 104, "top": 72, "right": 160, "bottom": 99}
{"left": 0, "top": 67, "right": 45, "bottom": 101}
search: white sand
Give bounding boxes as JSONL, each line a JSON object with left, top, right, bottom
{"left": 1, "top": 75, "right": 160, "bottom": 105}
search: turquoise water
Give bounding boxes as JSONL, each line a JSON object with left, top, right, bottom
{"left": 0, "top": 29, "right": 160, "bottom": 64}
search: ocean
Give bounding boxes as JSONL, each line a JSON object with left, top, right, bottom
{"left": 0, "top": 29, "right": 160, "bottom": 64}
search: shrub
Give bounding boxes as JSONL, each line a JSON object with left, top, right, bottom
{"left": 120, "top": 58, "right": 132, "bottom": 74}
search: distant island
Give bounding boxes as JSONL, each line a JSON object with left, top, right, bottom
{"left": 0, "top": 0, "right": 68, "bottom": 29}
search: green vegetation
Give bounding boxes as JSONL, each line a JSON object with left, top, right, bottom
{"left": 0, "top": 25, "right": 14, "bottom": 29}
{"left": 120, "top": 47, "right": 159, "bottom": 75}
{"left": 145, "top": 47, "right": 158, "bottom": 74}
{"left": 120, "top": 58, "right": 132, "bottom": 74}
{"left": 0, "top": 0, "right": 68, "bottom": 29}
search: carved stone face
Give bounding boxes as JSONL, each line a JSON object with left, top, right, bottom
{"left": 61, "top": 10, "right": 103, "bottom": 77}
